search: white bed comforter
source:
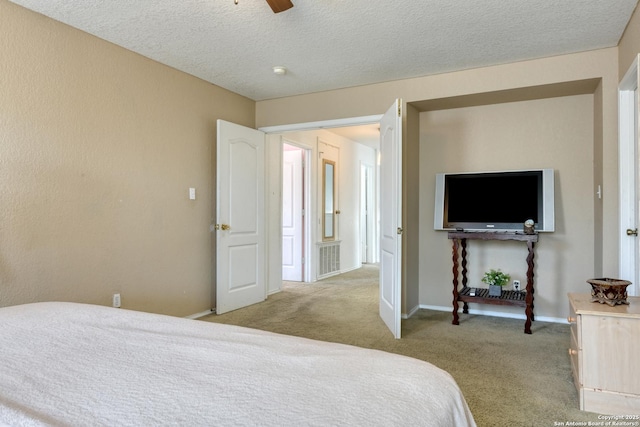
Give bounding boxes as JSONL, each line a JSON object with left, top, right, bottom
{"left": 0, "top": 302, "right": 476, "bottom": 426}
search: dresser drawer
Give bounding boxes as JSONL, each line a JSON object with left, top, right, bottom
{"left": 568, "top": 297, "right": 583, "bottom": 404}
{"left": 568, "top": 298, "right": 579, "bottom": 345}
{"left": 569, "top": 322, "right": 581, "bottom": 393}
{"left": 581, "top": 315, "right": 640, "bottom": 395}
{"left": 568, "top": 293, "right": 640, "bottom": 413}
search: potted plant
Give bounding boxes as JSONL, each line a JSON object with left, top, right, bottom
{"left": 482, "top": 269, "right": 511, "bottom": 296}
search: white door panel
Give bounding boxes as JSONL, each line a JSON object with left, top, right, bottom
{"left": 216, "top": 120, "right": 266, "bottom": 314}
{"left": 379, "top": 100, "right": 402, "bottom": 338}
{"left": 619, "top": 55, "right": 639, "bottom": 297}
{"left": 282, "top": 147, "right": 303, "bottom": 281}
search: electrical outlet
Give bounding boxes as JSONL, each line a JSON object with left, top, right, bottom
{"left": 112, "top": 293, "right": 121, "bottom": 308}
{"left": 513, "top": 280, "right": 521, "bottom": 291}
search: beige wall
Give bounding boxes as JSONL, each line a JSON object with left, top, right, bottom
{"left": 619, "top": 2, "right": 640, "bottom": 79}
{"left": 257, "top": 48, "right": 619, "bottom": 320}
{"left": 419, "top": 95, "right": 594, "bottom": 319}
{"left": 0, "top": 1, "right": 255, "bottom": 316}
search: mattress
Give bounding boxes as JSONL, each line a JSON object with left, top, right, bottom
{"left": 0, "top": 302, "right": 476, "bottom": 426}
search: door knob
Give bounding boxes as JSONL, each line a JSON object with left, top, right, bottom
{"left": 215, "top": 224, "right": 231, "bottom": 231}
{"left": 627, "top": 228, "right": 638, "bottom": 236}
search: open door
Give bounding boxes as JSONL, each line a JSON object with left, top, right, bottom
{"left": 619, "top": 55, "right": 640, "bottom": 297}
{"left": 216, "top": 120, "right": 267, "bottom": 314}
{"left": 360, "top": 163, "right": 375, "bottom": 263}
{"left": 379, "top": 100, "right": 402, "bottom": 338}
{"left": 282, "top": 145, "right": 304, "bottom": 281}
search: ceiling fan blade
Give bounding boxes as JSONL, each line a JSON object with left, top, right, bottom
{"left": 266, "top": 0, "right": 293, "bottom": 13}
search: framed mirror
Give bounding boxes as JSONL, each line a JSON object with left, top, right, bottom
{"left": 322, "top": 159, "right": 336, "bottom": 240}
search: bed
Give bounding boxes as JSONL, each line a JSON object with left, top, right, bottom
{"left": 0, "top": 302, "right": 476, "bottom": 426}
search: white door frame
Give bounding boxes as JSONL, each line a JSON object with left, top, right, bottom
{"left": 261, "top": 115, "right": 383, "bottom": 135}
{"left": 619, "top": 54, "right": 639, "bottom": 297}
{"left": 260, "top": 115, "right": 382, "bottom": 287}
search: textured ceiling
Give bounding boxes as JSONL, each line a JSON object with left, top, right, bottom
{"left": 7, "top": 0, "right": 639, "bottom": 101}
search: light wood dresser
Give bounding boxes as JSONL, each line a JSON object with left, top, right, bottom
{"left": 568, "top": 293, "right": 640, "bottom": 414}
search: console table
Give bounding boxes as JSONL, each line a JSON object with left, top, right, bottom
{"left": 448, "top": 231, "right": 538, "bottom": 334}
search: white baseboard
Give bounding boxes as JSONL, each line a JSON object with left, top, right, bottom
{"left": 403, "top": 304, "right": 421, "bottom": 319}
{"left": 419, "top": 304, "right": 566, "bottom": 324}
{"left": 186, "top": 304, "right": 565, "bottom": 324}
{"left": 340, "top": 265, "right": 361, "bottom": 275}
{"left": 185, "top": 309, "right": 215, "bottom": 319}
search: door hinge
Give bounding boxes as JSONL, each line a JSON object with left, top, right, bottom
{"left": 302, "top": 256, "right": 305, "bottom": 264}
{"left": 397, "top": 103, "right": 402, "bottom": 117}
{"left": 301, "top": 208, "right": 305, "bottom": 216}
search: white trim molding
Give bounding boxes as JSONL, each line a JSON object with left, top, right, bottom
{"left": 259, "top": 115, "right": 383, "bottom": 134}
{"left": 185, "top": 309, "right": 215, "bottom": 319}
{"left": 420, "top": 304, "right": 566, "bottom": 324}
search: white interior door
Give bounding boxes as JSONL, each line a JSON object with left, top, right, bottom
{"left": 360, "top": 165, "right": 368, "bottom": 263}
{"left": 282, "top": 145, "right": 304, "bottom": 281}
{"left": 360, "top": 163, "right": 376, "bottom": 263}
{"left": 216, "top": 120, "right": 266, "bottom": 314}
{"left": 619, "top": 55, "right": 639, "bottom": 297}
{"left": 379, "top": 99, "right": 402, "bottom": 338}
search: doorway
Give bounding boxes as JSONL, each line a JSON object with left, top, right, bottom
{"left": 276, "top": 124, "right": 380, "bottom": 283}
{"left": 261, "top": 108, "right": 404, "bottom": 339}
{"left": 264, "top": 117, "right": 382, "bottom": 284}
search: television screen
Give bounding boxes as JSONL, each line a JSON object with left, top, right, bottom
{"left": 434, "top": 169, "right": 555, "bottom": 232}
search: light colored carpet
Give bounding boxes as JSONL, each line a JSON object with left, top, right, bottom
{"left": 200, "top": 264, "right": 604, "bottom": 426}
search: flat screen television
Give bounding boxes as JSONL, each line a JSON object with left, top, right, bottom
{"left": 434, "top": 169, "right": 555, "bottom": 232}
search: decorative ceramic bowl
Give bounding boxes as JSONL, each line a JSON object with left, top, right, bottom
{"left": 587, "top": 278, "right": 632, "bottom": 306}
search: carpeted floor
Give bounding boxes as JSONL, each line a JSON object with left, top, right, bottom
{"left": 200, "top": 264, "right": 605, "bottom": 427}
